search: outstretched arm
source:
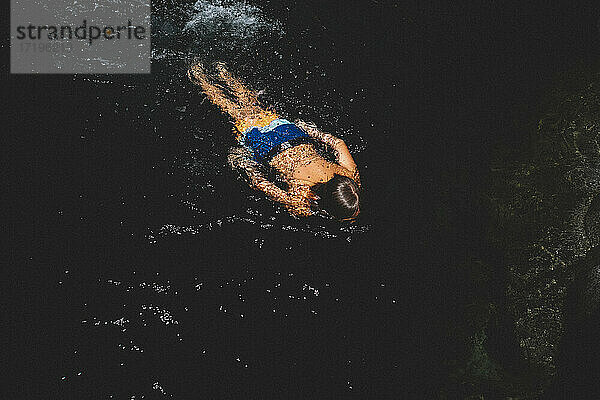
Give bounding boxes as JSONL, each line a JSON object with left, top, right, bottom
{"left": 294, "top": 120, "right": 361, "bottom": 187}
{"left": 227, "top": 147, "right": 312, "bottom": 216}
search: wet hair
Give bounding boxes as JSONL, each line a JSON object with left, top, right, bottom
{"left": 310, "top": 174, "right": 360, "bottom": 220}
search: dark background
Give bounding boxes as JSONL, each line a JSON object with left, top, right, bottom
{"left": 6, "top": 1, "right": 600, "bottom": 398}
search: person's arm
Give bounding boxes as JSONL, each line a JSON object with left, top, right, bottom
{"left": 295, "top": 120, "right": 361, "bottom": 187}
{"left": 227, "top": 147, "right": 312, "bottom": 216}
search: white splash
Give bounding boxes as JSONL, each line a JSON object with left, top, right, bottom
{"left": 183, "top": 0, "right": 284, "bottom": 40}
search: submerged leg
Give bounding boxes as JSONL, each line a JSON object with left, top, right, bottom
{"left": 213, "top": 62, "right": 279, "bottom": 134}
{"left": 188, "top": 61, "right": 278, "bottom": 138}
{"left": 214, "top": 62, "right": 261, "bottom": 111}
{"left": 188, "top": 62, "right": 246, "bottom": 121}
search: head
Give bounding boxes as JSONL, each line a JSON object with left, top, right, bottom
{"left": 310, "top": 174, "right": 361, "bottom": 220}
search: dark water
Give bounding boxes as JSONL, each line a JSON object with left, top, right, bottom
{"left": 8, "top": 1, "right": 599, "bottom": 398}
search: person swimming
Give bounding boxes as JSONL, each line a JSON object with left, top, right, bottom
{"left": 188, "top": 62, "right": 361, "bottom": 220}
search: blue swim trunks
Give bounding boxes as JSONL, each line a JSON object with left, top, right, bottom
{"left": 241, "top": 118, "right": 312, "bottom": 164}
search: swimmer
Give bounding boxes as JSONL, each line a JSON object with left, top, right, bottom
{"left": 188, "top": 62, "right": 361, "bottom": 220}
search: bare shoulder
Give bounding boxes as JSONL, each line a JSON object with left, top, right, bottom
{"left": 285, "top": 180, "right": 313, "bottom": 216}
{"left": 334, "top": 164, "right": 361, "bottom": 188}
{"left": 288, "top": 179, "right": 312, "bottom": 193}
{"left": 334, "top": 165, "right": 355, "bottom": 179}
